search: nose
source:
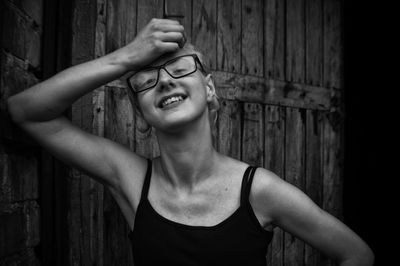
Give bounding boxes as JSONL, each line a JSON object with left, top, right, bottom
{"left": 157, "top": 68, "right": 175, "bottom": 91}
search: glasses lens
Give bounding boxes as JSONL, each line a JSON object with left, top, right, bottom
{"left": 165, "top": 56, "right": 196, "bottom": 78}
{"left": 129, "top": 68, "right": 158, "bottom": 92}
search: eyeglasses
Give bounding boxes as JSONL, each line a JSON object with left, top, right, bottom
{"left": 127, "top": 54, "right": 206, "bottom": 93}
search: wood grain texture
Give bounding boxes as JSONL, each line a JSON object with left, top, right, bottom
{"left": 305, "top": 0, "right": 323, "bottom": 86}
{"left": 264, "top": 105, "right": 285, "bottom": 266}
{"left": 217, "top": 99, "right": 241, "bottom": 160}
{"left": 264, "top": 0, "right": 285, "bottom": 80}
{"left": 217, "top": 0, "right": 241, "bottom": 72}
{"left": 305, "top": 109, "right": 323, "bottom": 265}
{"left": 321, "top": 111, "right": 343, "bottom": 266}
{"left": 213, "top": 71, "right": 339, "bottom": 110}
{"left": 192, "top": 0, "right": 217, "bottom": 70}
{"left": 242, "top": 103, "right": 264, "bottom": 166}
{"left": 241, "top": 0, "right": 263, "bottom": 76}
{"left": 106, "top": 0, "right": 137, "bottom": 53}
{"left": 69, "top": 0, "right": 98, "bottom": 264}
{"left": 284, "top": 107, "right": 306, "bottom": 266}
{"left": 324, "top": 0, "right": 343, "bottom": 89}
{"left": 286, "top": 0, "right": 305, "bottom": 83}
{"left": 164, "top": 0, "right": 192, "bottom": 42}
{"left": 136, "top": 0, "right": 164, "bottom": 30}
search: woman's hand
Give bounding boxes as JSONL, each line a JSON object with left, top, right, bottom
{"left": 112, "top": 18, "right": 186, "bottom": 73}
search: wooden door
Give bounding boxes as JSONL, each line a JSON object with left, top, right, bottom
{"left": 68, "top": 0, "right": 343, "bottom": 265}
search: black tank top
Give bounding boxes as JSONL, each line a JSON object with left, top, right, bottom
{"left": 128, "top": 160, "right": 273, "bottom": 266}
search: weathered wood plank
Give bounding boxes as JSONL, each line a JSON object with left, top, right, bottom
{"left": 0, "top": 201, "right": 40, "bottom": 257}
{"left": 264, "top": 0, "right": 285, "bottom": 80}
{"left": 136, "top": 0, "right": 164, "bottom": 31}
{"left": 305, "top": 0, "right": 323, "bottom": 86}
{"left": 321, "top": 111, "right": 343, "bottom": 266}
{"left": 217, "top": 99, "right": 241, "bottom": 160}
{"left": 284, "top": 107, "right": 306, "bottom": 265}
{"left": 1, "top": 0, "right": 42, "bottom": 68}
{"left": 213, "top": 71, "right": 340, "bottom": 110}
{"left": 0, "top": 151, "right": 38, "bottom": 203}
{"left": 69, "top": 0, "right": 98, "bottom": 265}
{"left": 322, "top": 111, "right": 343, "bottom": 218}
{"left": 241, "top": 0, "right": 263, "bottom": 76}
{"left": 264, "top": 105, "right": 285, "bottom": 266}
{"left": 242, "top": 103, "right": 263, "bottom": 166}
{"left": 0, "top": 248, "right": 39, "bottom": 265}
{"left": 106, "top": 0, "right": 137, "bottom": 53}
{"left": 164, "top": 0, "right": 192, "bottom": 42}
{"left": 217, "top": 0, "right": 241, "bottom": 72}
{"left": 305, "top": 110, "right": 323, "bottom": 265}
{"left": 324, "top": 0, "right": 343, "bottom": 89}
{"left": 286, "top": 0, "right": 305, "bottom": 83}
{"left": 192, "top": 0, "right": 217, "bottom": 70}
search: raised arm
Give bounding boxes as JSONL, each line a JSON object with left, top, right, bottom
{"left": 251, "top": 168, "right": 374, "bottom": 266}
{"left": 6, "top": 18, "right": 185, "bottom": 189}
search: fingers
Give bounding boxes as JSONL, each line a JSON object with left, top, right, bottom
{"left": 159, "top": 32, "right": 186, "bottom": 47}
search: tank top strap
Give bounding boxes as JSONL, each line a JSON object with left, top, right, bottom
{"left": 240, "top": 165, "right": 258, "bottom": 206}
{"left": 140, "top": 159, "right": 152, "bottom": 202}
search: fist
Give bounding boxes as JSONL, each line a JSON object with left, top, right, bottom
{"left": 114, "top": 18, "right": 186, "bottom": 72}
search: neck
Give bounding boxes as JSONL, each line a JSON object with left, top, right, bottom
{"left": 155, "top": 115, "right": 218, "bottom": 191}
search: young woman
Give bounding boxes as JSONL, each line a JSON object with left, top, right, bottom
{"left": 7, "top": 18, "right": 374, "bottom": 265}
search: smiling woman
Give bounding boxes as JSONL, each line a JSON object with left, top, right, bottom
{"left": 6, "top": 17, "right": 374, "bottom": 266}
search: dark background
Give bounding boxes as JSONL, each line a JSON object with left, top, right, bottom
{"left": 343, "top": 2, "right": 392, "bottom": 265}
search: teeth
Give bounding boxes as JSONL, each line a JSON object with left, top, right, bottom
{"left": 162, "top": 96, "right": 184, "bottom": 107}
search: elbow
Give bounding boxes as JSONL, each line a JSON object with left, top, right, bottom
{"left": 341, "top": 245, "right": 375, "bottom": 266}
{"left": 7, "top": 95, "right": 26, "bottom": 124}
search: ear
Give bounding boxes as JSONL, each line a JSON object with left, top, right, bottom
{"left": 204, "top": 74, "right": 216, "bottom": 102}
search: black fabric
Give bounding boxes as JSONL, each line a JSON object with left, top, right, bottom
{"left": 128, "top": 159, "right": 273, "bottom": 266}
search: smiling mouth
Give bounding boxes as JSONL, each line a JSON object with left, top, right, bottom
{"left": 159, "top": 94, "right": 187, "bottom": 108}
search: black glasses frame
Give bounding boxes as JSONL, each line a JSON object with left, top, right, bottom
{"left": 127, "top": 54, "right": 206, "bottom": 93}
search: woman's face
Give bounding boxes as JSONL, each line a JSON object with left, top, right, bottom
{"left": 136, "top": 50, "right": 214, "bottom": 133}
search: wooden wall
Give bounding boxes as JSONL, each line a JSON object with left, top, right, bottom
{"left": 0, "top": 0, "right": 42, "bottom": 264}
{"left": 0, "top": 0, "right": 343, "bottom": 265}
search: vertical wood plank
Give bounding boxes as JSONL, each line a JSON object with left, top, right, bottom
{"left": 324, "top": 0, "right": 343, "bottom": 89}
{"left": 305, "top": 0, "right": 323, "bottom": 86}
{"left": 164, "top": 0, "right": 192, "bottom": 42}
{"left": 241, "top": 0, "right": 263, "bottom": 76}
{"left": 264, "top": 105, "right": 285, "bottom": 266}
{"left": 135, "top": 0, "right": 163, "bottom": 158}
{"left": 92, "top": 0, "right": 107, "bottom": 265}
{"left": 321, "top": 111, "right": 343, "bottom": 266}
{"left": 137, "top": 0, "right": 164, "bottom": 31}
{"left": 103, "top": 86, "right": 135, "bottom": 266}
{"left": 217, "top": 0, "right": 241, "bottom": 73}
{"left": 286, "top": 0, "right": 305, "bottom": 83}
{"left": 305, "top": 109, "right": 323, "bottom": 265}
{"left": 264, "top": 0, "right": 285, "bottom": 80}
{"left": 192, "top": 0, "right": 217, "bottom": 70}
{"left": 242, "top": 103, "right": 263, "bottom": 166}
{"left": 322, "top": 111, "right": 343, "bottom": 218}
{"left": 103, "top": 1, "right": 138, "bottom": 265}
{"left": 217, "top": 99, "right": 241, "bottom": 160}
{"left": 69, "top": 0, "right": 97, "bottom": 265}
{"left": 106, "top": 0, "right": 137, "bottom": 53}
{"left": 284, "top": 107, "right": 305, "bottom": 266}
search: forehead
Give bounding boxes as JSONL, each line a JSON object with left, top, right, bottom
{"left": 149, "top": 48, "right": 198, "bottom": 67}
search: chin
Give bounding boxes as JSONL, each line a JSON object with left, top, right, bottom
{"left": 156, "top": 109, "right": 206, "bottom": 134}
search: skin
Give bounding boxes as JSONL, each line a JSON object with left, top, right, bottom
{"left": 7, "top": 18, "right": 374, "bottom": 265}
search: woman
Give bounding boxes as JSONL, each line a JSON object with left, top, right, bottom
{"left": 7, "top": 18, "right": 374, "bottom": 265}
